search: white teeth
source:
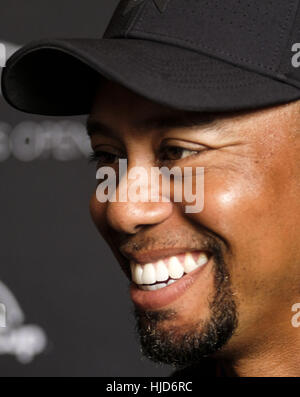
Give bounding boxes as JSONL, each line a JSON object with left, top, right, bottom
{"left": 139, "top": 283, "right": 167, "bottom": 291}
{"left": 156, "top": 282, "right": 167, "bottom": 290}
{"left": 141, "top": 263, "right": 156, "bottom": 285}
{"left": 132, "top": 263, "right": 143, "bottom": 284}
{"left": 197, "top": 253, "right": 209, "bottom": 266}
{"left": 167, "top": 279, "right": 175, "bottom": 286}
{"left": 156, "top": 260, "right": 169, "bottom": 282}
{"left": 139, "top": 285, "right": 153, "bottom": 291}
{"left": 130, "top": 252, "right": 209, "bottom": 290}
{"left": 168, "top": 256, "right": 184, "bottom": 279}
{"left": 183, "top": 252, "right": 199, "bottom": 273}
{"left": 146, "top": 284, "right": 158, "bottom": 291}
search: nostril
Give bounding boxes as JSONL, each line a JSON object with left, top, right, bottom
{"left": 106, "top": 200, "right": 173, "bottom": 234}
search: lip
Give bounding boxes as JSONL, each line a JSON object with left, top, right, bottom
{"left": 130, "top": 255, "right": 211, "bottom": 310}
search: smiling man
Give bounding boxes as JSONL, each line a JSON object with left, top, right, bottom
{"left": 87, "top": 81, "right": 300, "bottom": 377}
{"left": 3, "top": 0, "right": 300, "bottom": 377}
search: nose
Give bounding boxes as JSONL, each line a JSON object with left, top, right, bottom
{"left": 106, "top": 168, "right": 173, "bottom": 234}
{"left": 107, "top": 201, "right": 173, "bottom": 234}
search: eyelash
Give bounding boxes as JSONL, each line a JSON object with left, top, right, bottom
{"left": 89, "top": 146, "right": 202, "bottom": 166}
{"left": 88, "top": 151, "right": 122, "bottom": 165}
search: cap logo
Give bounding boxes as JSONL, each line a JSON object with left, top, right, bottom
{"left": 123, "top": 0, "right": 169, "bottom": 15}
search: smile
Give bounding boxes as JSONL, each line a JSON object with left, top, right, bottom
{"left": 129, "top": 250, "right": 211, "bottom": 310}
{"left": 130, "top": 251, "right": 209, "bottom": 290}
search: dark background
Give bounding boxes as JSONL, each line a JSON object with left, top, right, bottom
{"left": 0, "top": 0, "right": 171, "bottom": 377}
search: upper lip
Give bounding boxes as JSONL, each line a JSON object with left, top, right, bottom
{"left": 119, "top": 247, "right": 209, "bottom": 265}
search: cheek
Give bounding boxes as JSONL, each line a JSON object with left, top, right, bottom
{"left": 186, "top": 169, "right": 266, "bottom": 241}
{"left": 184, "top": 161, "right": 300, "bottom": 311}
{"left": 183, "top": 164, "right": 292, "bottom": 290}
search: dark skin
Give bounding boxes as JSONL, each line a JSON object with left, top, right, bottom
{"left": 88, "top": 80, "right": 300, "bottom": 376}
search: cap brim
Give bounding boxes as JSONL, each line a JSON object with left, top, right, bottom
{"left": 2, "top": 38, "right": 300, "bottom": 116}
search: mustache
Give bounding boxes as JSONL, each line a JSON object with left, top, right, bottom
{"left": 118, "top": 228, "right": 228, "bottom": 258}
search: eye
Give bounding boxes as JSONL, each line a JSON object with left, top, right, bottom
{"left": 158, "top": 145, "right": 199, "bottom": 162}
{"left": 89, "top": 149, "right": 124, "bottom": 165}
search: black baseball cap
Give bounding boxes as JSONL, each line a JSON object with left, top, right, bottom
{"left": 2, "top": 0, "right": 300, "bottom": 116}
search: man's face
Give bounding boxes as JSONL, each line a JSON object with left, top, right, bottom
{"left": 88, "top": 80, "right": 300, "bottom": 367}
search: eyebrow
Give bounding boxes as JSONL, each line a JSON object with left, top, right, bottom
{"left": 86, "top": 113, "right": 217, "bottom": 138}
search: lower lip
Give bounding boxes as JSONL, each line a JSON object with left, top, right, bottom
{"left": 130, "top": 260, "right": 209, "bottom": 310}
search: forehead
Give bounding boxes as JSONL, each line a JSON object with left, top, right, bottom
{"left": 89, "top": 80, "right": 300, "bottom": 141}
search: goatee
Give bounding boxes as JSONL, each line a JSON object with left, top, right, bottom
{"left": 132, "top": 238, "right": 238, "bottom": 369}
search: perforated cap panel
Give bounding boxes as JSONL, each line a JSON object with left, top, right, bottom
{"left": 105, "top": 0, "right": 299, "bottom": 79}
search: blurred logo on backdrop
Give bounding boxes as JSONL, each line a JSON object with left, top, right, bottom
{"left": 0, "top": 120, "right": 91, "bottom": 162}
{"left": 0, "top": 40, "right": 50, "bottom": 364}
{"left": 0, "top": 281, "right": 47, "bottom": 364}
{"left": 0, "top": 40, "right": 91, "bottom": 162}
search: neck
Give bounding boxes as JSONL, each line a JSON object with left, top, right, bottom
{"left": 220, "top": 322, "right": 300, "bottom": 377}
